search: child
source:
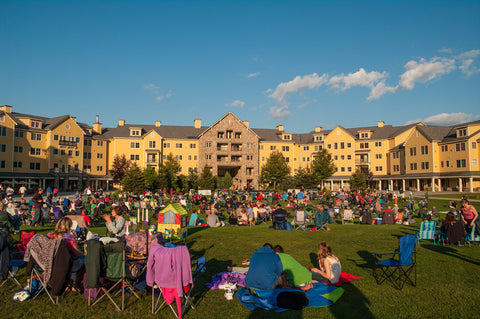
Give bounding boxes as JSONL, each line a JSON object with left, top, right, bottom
{"left": 310, "top": 242, "right": 341, "bottom": 284}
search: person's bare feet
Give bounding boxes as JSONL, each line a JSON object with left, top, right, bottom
{"left": 300, "top": 283, "right": 313, "bottom": 291}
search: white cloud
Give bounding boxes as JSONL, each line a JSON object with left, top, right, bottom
{"left": 269, "top": 73, "right": 329, "bottom": 104}
{"left": 143, "top": 83, "right": 161, "bottom": 92}
{"left": 226, "top": 100, "right": 245, "bottom": 108}
{"left": 439, "top": 48, "right": 453, "bottom": 54}
{"left": 155, "top": 96, "right": 164, "bottom": 102}
{"left": 405, "top": 112, "right": 480, "bottom": 126}
{"left": 269, "top": 105, "right": 290, "bottom": 121}
{"left": 367, "top": 82, "right": 398, "bottom": 101}
{"left": 247, "top": 72, "right": 260, "bottom": 78}
{"left": 399, "top": 57, "right": 456, "bottom": 90}
{"left": 457, "top": 50, "right": 480, "bottom": 77}
{"left": 328, "top": 68, "right": 387, "bottom": 91}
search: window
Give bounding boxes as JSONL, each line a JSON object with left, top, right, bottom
{"left": 340, "top": 142, "right": 345, "bottom": 149}
{"left": 421, "top": 162, "right": 430, "bottom": 170}
{"left": 163, "top": 142, "right": 170, "bottom": 148}
{"left": 375, "top": 141, "right": 382, "bottom": 147}
{"left": 14, "top": 146, "right": 23, "bottom": 153}
{"left": 97, "top": 153, "right": 103, "bottom": 159}
{"left": 14, "top": 130, "right": 24, "bottom": 138}
{"left": 314, "top": 146, "right": 319, "bottom": 151}
{"left": 473, "top": 159, "right": 478, "bottom": 166}
{"left": 0, "top": 160, "right": 5, "bottom": 169}
{"left": 96, "top": 166, "right": 103, "bottom": 172}
{"left": 53, "top": 134, "right": 59, "bottom": 140}
{"left": 29, "top": 162, "right": 41, "bottom": 170}
{"left": 30, "top": 133, "right": 41, "bottom": 141}
{"left": 246, "top": 155, "right": 253, "bottom": 161}
{"left": 340, "top": 155, "right": 345, "bottom": 160}
{"left": 410, "top": 163, "right": 417, "bottom": 171}
{"left": 303, "top": 146, "right": 309, "bottom": 151}
{"left": 0, "top": 144, "right": 6, "bottom": 152}
{"left": 457, "top": 128, "right": 467, "bottom": 137}
{"left": 234, "top": 132, "right": 242, "bottom": 139}
{"left": 189, "top": 143, "right": 196, "bottom": 149}
{"left": 270, "top": 145, "right": 276, "bottom": 151}
{"left": 149, "top": 141, "right": 156, "bottom": 148}
{"left": 441, "top": 161, "right": 444, "bottom": 168}
{"left": 446, "top": 160, "right": 450, "bottom": 167}
{"left": 282, "top": 146, "right": 290, "bottom": 152}
{"left": 30, "top": 147, "right": 41, "bottom": 156}
{"left": 75, "top": 151, "right": 79, "bottom": 156}
{"left": 348, "top": 167, "right": 352, "bottom": 172}
{"left": 13, "top": 161, "right": 22, "bottom": 168}
{"left": 283, "top": 134, "right": 291, "bottom": 140}
{"left": 205, "top": 142, "right": 211, "bottom": 147}
{"left": 60, "top": 149, "right": 66, "bottom": 156}
{"left": 347, "top": 155, "right": 352, "bottom": 160}
{"left": 247, "top": 143, "right": 253, "bottom": 149}
{"left": 130, "top": 154, "right": 140, "bottom": 161}
{"left": 206, "top": 154, "right": 211, "bottom": 160}
{"left": 262, "top": 156, "right": 265, "bottom": 162}
{"left": 360, "top": 132, "right": 369, "bottom": 139}
{"left": 421, "top": 145, "right": 429, "bottom": 155}
{"left": 334, "top": 143, "right": 338, "bottom": 150}
{"left": 285, "top": 157, "right": 290, "bottom": 163}
{"left": 315, "top": 136, "right": 323, "bottom": 142}
{"left": 175, "top": 143, "right": 182, "bottom": 149}
{"left": 393, "top": 165, "right": 400, "bottom": 172}
{"left": 456, "top": 159, "right": 467, "bottom": 168}
{"left": 441, "top": 145, "right": 448, "bottom": 152}
{"left": 130, "top": 129, "right": 141, "bottom": 136}
{"left": 259, "top": 145, "right": 264, "bottom": 150}
{"left": 30, "top": 121, "right": 40, "bottom": 128}
{"left": 409, "top": 147, "right": 417, "bottom": 156}
{"left": 97, "top": 141, "right": 104, "bottom": 146}
{"left": 327, "top": 144, "right": 331, "bottom": 149}
{"left": 472, "top": 142, "right": 477, "bottom": 149}
{"left": 375, "top": 166, "right": 383, "bottom": 172}
{"left": 359, "top": 142, "right": 369, "bottom": 149}
{"left": 84, "top": 139, "right": 92, "bottom": 146}
{"left": 175, "top": 155, "right": 183, "bottom": 161}
{"left": 392, "top": 152, "right": 399, "bottom": 159}
{"left": 83, "top": 152, "right": 91, "bottom": 159}
{"left": 130, "top": 142, "right": 140, "bottom": 149}
{"left": 347, "top": 143, "right": 352, "bottom": 148}
{"left": 375, "top": 154, "right": 382, "bottom": 159}
{"left": 456, "top": 143, "right": 466, "bottom": 152}
{"left": 226, "top": 130, "right": 233, "bottom": 139}
{"left": 246, "top": 167, "right": 253, "bottom": 175}
{"left": 217, "top": 131, "right": 224, "bottom": 138}
{"left": 341, "top": 167, "right": 345, "bottom": 172}
{"left": 194, "top": 155, "right": 197, "bottom": 160}
{"left": 334, "top": 155, "right": 338, "bottom": 160}
{"left": 68, "top": 150, "right": 73, "bottom": 156}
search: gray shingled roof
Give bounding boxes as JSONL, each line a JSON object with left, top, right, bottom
{"left": 102, "top": 124, "right": 208, "bottom": 140}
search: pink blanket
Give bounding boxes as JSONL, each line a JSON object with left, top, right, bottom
{"left": 326, "top": 272, "right": 363, "bottom": 286}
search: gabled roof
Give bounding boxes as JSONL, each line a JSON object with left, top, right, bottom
{"left": 197, "top": 112, "right": 260, "bottom": 139}
{"left": 102, "top": 124, "right": 207, "bottom": 140}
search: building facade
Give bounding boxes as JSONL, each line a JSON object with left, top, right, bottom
{"left": 1, "top": 105, "right": 479, "bottom": 192}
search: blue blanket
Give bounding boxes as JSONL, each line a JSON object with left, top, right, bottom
{"left": 236, "top": 283, "right": 344, "bottom": 311}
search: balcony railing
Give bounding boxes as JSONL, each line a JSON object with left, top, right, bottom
{"left": 355, "top": 160, "right": 370, "bottom": 165}
{"left": 59, "top": 140, "right": 77, "bottom": 147}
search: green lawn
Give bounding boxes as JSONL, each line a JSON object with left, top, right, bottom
{"left": 2, "top": 200, "right": 479, "bottom": 318}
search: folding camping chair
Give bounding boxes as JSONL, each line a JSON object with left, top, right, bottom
{"left": 149, "top": 244, "right": 194, "bottom": 318}
{"left": 415, "top": 220, "right": 437, "bottom": 245}
{"left": 342, "top": 209, "right": 354, "bottom": 224}
{"left": 26, "top": 235, "right": 73, "bottom": 305}
{"left": 465, "top": 223, "right": 480, "bottom": 247}
{"left": 90, "top": 241, "right": 141, "bottom": 311}
{"left": 314, "top": 210, "right": 331, "bottom": 231}
{"left": 371, "top": 234, "right": 416, "bottom": 290}
{"left": 0, "top": 233, "right": 27, "bottom": 297}
{"left": 294, "top": 211, "right": 307, "bottom": 231}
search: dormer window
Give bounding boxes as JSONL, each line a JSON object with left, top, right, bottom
{"left": 30, "top": 120, "right": 40, "bottom": 128}
{"left": 130, "top": 129, "right": 141, "bottom": 136}
{"left": 314, "top": 135, "right": 323, "bottom": 142}
{"left": 457, "top": 128, "right": 467, "bottom": 137}
{"left": 360, "top": 132, "right": 369, "bottom": 139}
{"left": 283, "top": 134, "right": 291, "bottom": 140}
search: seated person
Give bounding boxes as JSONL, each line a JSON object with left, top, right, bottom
{"left": 207, "top": 211, "right": 221, "bottom": 227}
{"left": 245, "top": 243, "right": 284, "bottom": 290}
{"left": 103, "top": 205, "right": 126, "bottom": 237}
{"left": 188, "top": 210, "right": 201, "bottom": 226}
{"left": 79, "top": 208, "right": 91, "bottom": 226}
{"left": 47, "top": 217, "right": 85, "bottom": 292}
{"left": 310, "top": 242, "right": 341, "bottom": 284}
{"left": 274, "top": 245, "right": 313, "bottom": 291}
{"left": 440, "top": 212, "right": 465, "bottom": 245}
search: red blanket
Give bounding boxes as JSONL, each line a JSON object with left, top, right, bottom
{"left": 326, "top": 272, "right": 363, "bottom": 286}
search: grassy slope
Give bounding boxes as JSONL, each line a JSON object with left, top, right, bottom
{"left": 2, "top": 198, "right": 479, "bottom": 318}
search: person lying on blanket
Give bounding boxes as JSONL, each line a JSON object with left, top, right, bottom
{"left": 273, "top": 245, "right": 313, "bottom": 291}
{"left": 310, "top": 242, "right": 341, "bottom": 284}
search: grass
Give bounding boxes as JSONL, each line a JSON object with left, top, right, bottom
{"left": 1, "top": 198, "right": 479, "bottom": 318}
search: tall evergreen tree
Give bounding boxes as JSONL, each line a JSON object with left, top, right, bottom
{"left": 311, "top": 149, "right": 336, "bottom": 186}
{"left": 158, "top": 153, "right": 181, "bottom": 189}
{"left": 109, "top": 154, "right": 130, "bottom": 184}
{"left": 222, "top": 171, "right": 233, "bottom": 190}
{"left": 121, "top": 163, "right": 146, "bottom": 194}
{"left": 143, "top": 166, "right": 159, "bottom": 191}
{"left": 259, "top": 151, "right": 291, "bottom": 190}
{"left": 349, "top": 169, "right": 367, "bottom": 191}
{"left": 197, "top": 166, "right": 215, "bottom": 190}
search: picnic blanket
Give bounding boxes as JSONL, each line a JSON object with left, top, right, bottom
{"left": 205, "top": 271, "right": 246, "bottom": 289}
{"left": 237, "top": 283, "right": 344, "bottom": 311}
{"left": 325, "top": 271, "right": 363, "bottom": 286}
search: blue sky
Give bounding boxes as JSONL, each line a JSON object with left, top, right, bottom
{"left": 1, "top": 1, "right": 479, "bottom": 132}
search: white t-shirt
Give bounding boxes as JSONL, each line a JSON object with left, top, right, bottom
{"left": 326, "top": 256, "right": 341, "bottom": 284}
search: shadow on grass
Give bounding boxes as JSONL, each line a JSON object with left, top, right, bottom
{"left": 329, "top": 282, "right": 373, "bottom": 319}
{"left": 421, "top": 244, "right": 480, "bottom": 266}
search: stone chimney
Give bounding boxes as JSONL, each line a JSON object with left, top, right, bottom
{"left": 378, "top": 121, "right": 385, "bottom": 128}
{"left": 194, "top": 119, "right": 201, "bottom": 128}
{"left": 315, "top": 126, "right": 323, "bottom": 133}
{"left": 0, "top": 105, "right": 12, "bottom": 113}
{"left": 155, "top": 121, "right": 161, "bottom": 127}
{"left": 243, "top": 121, "right": 249, "bottom": 128}
{"left": 276, "top": 124, "right": 284, "bottom": 132}
{"left": 93, "top": 115, "right": 102, "bottom": 134}
{"left": 118, "top": 119, "right": 125, "bottom": 126}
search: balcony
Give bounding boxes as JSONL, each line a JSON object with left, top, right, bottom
{"left": 355, "top": 160, "right": 370, "bottom": 165}
{"left": 146, "top": 160, "right": 159, "bottom": 165}
{"left": 59, "top": 140, "right": 77, "bottom": 147}
{"left": 216, "top": 146, "right": 228, "bottom": 151}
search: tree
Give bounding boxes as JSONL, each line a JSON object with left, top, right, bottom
{"left": 311, "top": 149, "right": 336, "bottom": 186}
{"left": 186, "top": 168, "right": 199, "bottom": 191}
{"left": 121, "top": 163, "right": 146, "bottom": 194}
{"left": 158, "top": 153, "right": 181, "bottom": 190}
{"left": 109, "top": 154, "right": 130, "bottom": 184}
{"left": 143, "top": 166, "right": 159, "bottom": 191}
{"left": 259, "top": 151, "right": 291, "bottom": 190}
{"left": 197, "top": 166, "right": 215, "bottom": 190}
{"left": 349, "top": 169, "right": 367, "bottom": 191}
{"left": 294, "top": 167, "right": 317, "bottom": 189}
{"left": 222, "top": 171, "right": 233, "bottom": 190}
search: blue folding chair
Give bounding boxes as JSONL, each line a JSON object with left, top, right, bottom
{"left": 371, "top": 234, "right": 417, "bottom": 290}
{"left": 415, "top": 220, "right": 437, "bottom": 245}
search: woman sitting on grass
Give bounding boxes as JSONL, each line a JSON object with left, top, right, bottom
{"left": 310, "top": 242, "right": 341, "bottom": 284}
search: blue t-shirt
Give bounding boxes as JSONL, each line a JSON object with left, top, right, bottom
{"left": 297, "top": 192, "right": 304, "bottom": 200}
{"left": 245, "top": 247, "right": 283, "bottom": 289}
{"left": 188, "top": 213, "right": 199, "bottom": 226}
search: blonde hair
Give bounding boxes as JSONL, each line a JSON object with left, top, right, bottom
{"left": 53, "top": 217, "right": 73, "bottom": 237}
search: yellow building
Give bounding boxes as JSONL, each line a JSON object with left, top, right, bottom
{"left": 1, "top": 105, "right": 479, "bottom": 192}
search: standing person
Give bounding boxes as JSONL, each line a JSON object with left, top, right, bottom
{"left": 6, "top": 185, "right": 14, "bottom": 199}
{"left": 53, "top": 187, "right": 58, "bottom": 198}
{"left": 30, "top": 188, "right": 45, "bottom": 227}
{"left": 18, "top": 185, "right": 27, "bottom": 199}
{"left": 460, "top": 199, "right": 478, "bottom": 233}
{"left": 310, "top": 242, "right": 341, "bottom": 284}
